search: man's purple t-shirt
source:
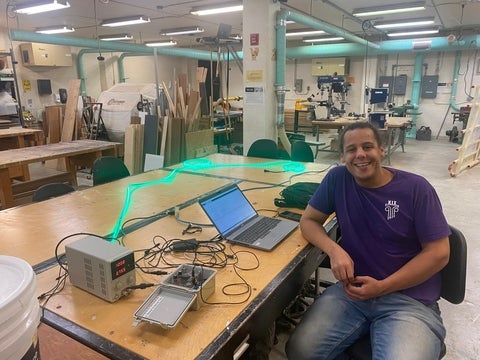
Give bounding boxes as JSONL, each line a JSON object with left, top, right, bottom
{"left": 309, "top": 165, "right": 450, "bottom": 304}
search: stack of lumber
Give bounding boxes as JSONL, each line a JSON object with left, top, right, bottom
{"left": 161, "top": 67, "right": 214, "bottom": 166}
{"left": 125, "top": 68, "right": 215, "bottom": 170}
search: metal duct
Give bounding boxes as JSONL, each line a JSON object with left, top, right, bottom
{"left": 9, "top": 30, "right": 214, "bottom": 61}
{"left": 278, "top": 9, "right": 379, "bottom": 49}
{"left": 285, "top": 35, "right": 480, "bottom": 59}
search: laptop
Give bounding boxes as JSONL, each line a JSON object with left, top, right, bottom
{"left": 199, "top": 184, "right": 298, "bottom": 251}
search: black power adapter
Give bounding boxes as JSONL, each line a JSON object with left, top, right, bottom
{"left": 170, "top": 239, "right": 199, "bottom": 252}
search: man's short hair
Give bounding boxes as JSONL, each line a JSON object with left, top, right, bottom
{"left": 339, "top": 122, "right": 382, "bottom": 154}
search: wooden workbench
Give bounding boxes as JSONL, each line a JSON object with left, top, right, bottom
{"left": 0, "top": 155, "right": 338, "bottom": 360}
{"left": 0, "top": 127, "right": 44, "bottom": 180}
{"left": 0, "top": 139, "right": 120, "bottom": 209}
{"left": 311, "top": 116, "right": 412, "bottom": 164}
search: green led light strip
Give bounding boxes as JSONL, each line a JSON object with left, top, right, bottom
{"left": 110, "top": 159, "right": 305, "bottom": 240}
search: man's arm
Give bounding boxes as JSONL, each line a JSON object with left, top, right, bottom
{"left": 345, "top": 237, "right": 450, "bottom": 300}
{"left": 300, "top": 204, "right": 355, "bottom": 284}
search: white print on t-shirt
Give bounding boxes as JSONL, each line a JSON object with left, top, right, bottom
{"left": 385, "top": 200, "right": 400, "bottom": 220}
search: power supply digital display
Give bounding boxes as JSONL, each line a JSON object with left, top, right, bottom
{"left": 111, "top": 253, "right": 135, "bottom": 280}
{"left": 66, "top": 236, "right": 136, "bottom": 302}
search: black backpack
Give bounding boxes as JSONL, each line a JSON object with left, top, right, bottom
{"left": 274, "top": 182, "right": 319, "bottom": 209}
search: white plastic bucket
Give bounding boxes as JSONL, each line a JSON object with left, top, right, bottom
{"left": 0, "top": 255, "right": 41, "bottom": 360}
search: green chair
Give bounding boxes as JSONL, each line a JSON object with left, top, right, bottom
{"left": 32, "top": 183, "right": 75, "bottom": 202}
{"left": 291, "top": 141, "right": 314, "bottom": 162}
{"left": 92, "top": 156, "right": 130, "bottom": 186}
{"left": 247, "top": 139, "right": 279, "bottom": 159}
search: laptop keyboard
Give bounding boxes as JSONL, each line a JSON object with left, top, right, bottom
{"left": 233, "top": 217, "right": 281, "bottom": 244}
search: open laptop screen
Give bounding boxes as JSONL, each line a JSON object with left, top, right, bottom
{"left": 200, "top": 185, "right": 256, "bottom": 236}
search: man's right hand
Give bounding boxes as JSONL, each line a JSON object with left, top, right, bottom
{"left": 329, "top": 245, "right": 355, "bottom": 284}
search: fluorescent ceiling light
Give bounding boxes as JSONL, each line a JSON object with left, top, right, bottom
{"left": 387, "top": 28, "right": 439, "bottom": 37}
{"left": 145, "top": 40, "right": 177, "bottom": 47}
{"left": 302, "top": 37, "right": 344, "bottom": 43}
{"left": 99, "top": 34, "right": 133, "bottom": 41}
{"left": 35, "top": 25, "right": 74, "bottom": 34}
{"left": 353, "top": 1, "right": 425, "bottom": 17}
{"left": 161, "top": 27, "right": 204, "bottom": 36}
{"left": 15, "top": 0, "right": 70, "bottom": 15}
{"left": 102, "top": 15, "right": 150, "bottom": 27}
{"left": 286, "top": 30, "right": 326, "bottom": 38}
{"left": 190, "top": 4, "right": 243, "bottom": 16}
{"left": 374, "top": 17, "right": 435, "bottom": 29}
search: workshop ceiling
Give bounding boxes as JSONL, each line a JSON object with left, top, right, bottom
{"left": 1, "top": 0, "right": 479, "bottom": 49}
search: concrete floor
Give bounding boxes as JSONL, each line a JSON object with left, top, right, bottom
{"left": 23, "top": 134, "right": 479, "bottom": 359}
{"left": 271, "top": 133, "right": 480, "bottom": 360}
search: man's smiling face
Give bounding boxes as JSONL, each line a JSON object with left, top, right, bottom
{"left": 341, "top": 127, "right": 386, "bottom": 188}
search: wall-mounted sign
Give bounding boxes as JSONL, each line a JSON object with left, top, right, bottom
{"left": 22, "top": 79, "right": 31, "bottom": 91}
{"left": 250, "top": 33, "right": 259, "bottom": 46}
{"left": 244, "top": 86, "right": 264, "bottom": 104}
{"left": 246, "top": 70, "right": 263, "bottom": 83}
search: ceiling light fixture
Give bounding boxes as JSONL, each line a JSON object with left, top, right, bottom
{"left": 190, "top": 3, "right": 243, "bottom": 16}
{"left": 101, "top": 15, "right": 150, "bottom": 27}
{"left": 99, "top": 34, "right": 133, "bottom": 41}
{"left": 15, "top": 0, "right": 70, "bottom": 15}
{"left": 302, "top": 37, "right": 345, "bottom": 43}
{"left": 353, "top": 1, "right": 426, "bottom": 17}
{"left": 374, "top": 17, "right": 435, "bottom": 29}
{"left": 35, "top": 25, "right": 75, "bottom": 34}
{"left": 286, "top": 30, "right": 326, "bottom": 38}
{"left": 161, "top": 27, "right": 205, "bottom": 36}
{"left": 387, "top": 28, "right": 439, "bottom": 37}
{"left": 145, "top": 40, "right": 177, "bottom": 47}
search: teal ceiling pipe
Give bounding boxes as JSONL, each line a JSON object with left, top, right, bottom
{"left": 9, "top": 30, "right": 215, "bottom": 60}
{"left": 279, "top": 9, "right": 379, "bottom": 50}
{"left": 117, "top": 50, "right": 245, "bottom": 83}
{"left": 285, "top": 35, "right": 480, "bottom": 59}
{"left": 77, "top": 48, "right": 107, "bottom": 96}
{"left": 406, "top": 52, "right": 425, "bottom": 137}
{"left": 450, "top": 51, "right": 462, "bottom": 112}
{"left": 276, "top": 9, "right": 290, "bottom": 154}
{"left": 118, "top": 52, "right": 151, "bottom": 83}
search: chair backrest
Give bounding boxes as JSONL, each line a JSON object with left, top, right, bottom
{"left": 92, "top": 156, "right": 130, "bottom": 186}
{"left": 441, "top": 225, "right": 467, "bottom": 304}
{"left": 247, "top": 139, "right": 278, "bottom": 159}
{"left": 32, "top": 183, "right": 75, "bottom": 202}
{"left": 291, "top": 141, "right": 314, "bottom": 162}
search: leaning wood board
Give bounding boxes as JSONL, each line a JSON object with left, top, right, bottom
{"left": 60, "top": 79, "right": 81, "bottom": 142}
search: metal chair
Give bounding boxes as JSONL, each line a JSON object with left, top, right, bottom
{"left": 346, "top": 225, "right": 467, "bottom": 360}
{"left": 92, "top": 156, "right": 130, "bottom": 186}
{"left": 291, "top": 141, "right": 315, "bottom": 162}
{"left": 32, "top": 183, "right": 75, "bottom": 202}
{"left": 246, "top": 139, "right": 279, "bottom": 159}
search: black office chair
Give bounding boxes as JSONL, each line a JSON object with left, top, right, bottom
{"left": 345, "top": 225, "right": 467, "bottom": 360}
{"left": 291, "top": 141, "right": 315, "bottom": 162}
{"left": 92, "top": 156, "right": 130, "bottom": 186}
{"left": 32, "top": 183, "right": 75, "bottom": 202}
{"left": 247, "top": 139, "right": 279, "bottom": 159}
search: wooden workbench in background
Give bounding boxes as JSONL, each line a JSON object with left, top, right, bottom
{"left": 0, "top": 139, "right": 120, "bottom": 209}
{"left": 0, "top": 127, "right": 44, "bottom": 181}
